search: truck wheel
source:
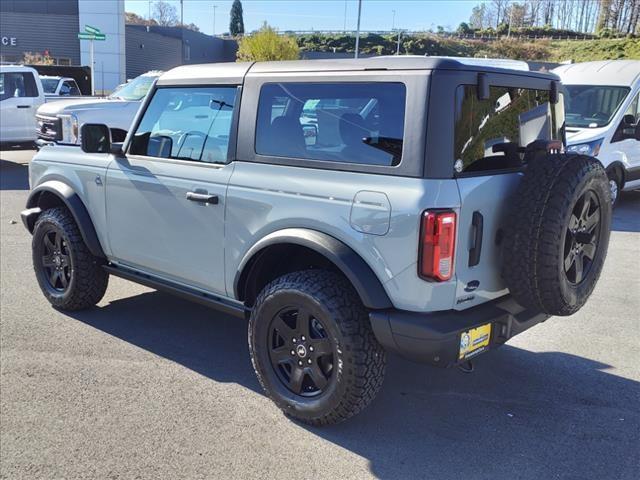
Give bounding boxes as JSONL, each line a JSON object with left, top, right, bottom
{"left": 32, "top": 207, "right": 108, "bottom": 311}
{"left": 248, "top": 270, "right": 386, "bottom": 426}
{"left": 606, "top": 167, "right": 622, "bottom": 207}
{"left": 502, "top": 154, "right": 611, "bottom": 316}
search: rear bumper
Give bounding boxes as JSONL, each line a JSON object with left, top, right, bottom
{"left": 369, "top": 295, "right": 549, "bottom": 367}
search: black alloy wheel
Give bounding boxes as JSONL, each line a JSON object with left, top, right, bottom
{"left": 40, "top": 227, "right": 72, "bottom": 293}
{"left": 563, "top": 190, "right": 601, "bottom": 285}
{"left": 268, "top": 306, "right": 334, "bottom": 397}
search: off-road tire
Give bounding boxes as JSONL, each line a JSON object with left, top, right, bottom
{"left": 502, "top": 154, "right": 611, "bottom": 316}
{"left": 32, "top": 207, "right": 108, "bottom": 310}
{"left": 248, "top": 270, "right": 386, "bottom": 426}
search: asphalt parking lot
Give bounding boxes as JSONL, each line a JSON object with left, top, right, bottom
{"left": 1, "top": 148, "right": 639, "bottom": 480}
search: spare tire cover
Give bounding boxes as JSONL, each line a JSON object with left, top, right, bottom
{"left": 502, "top": 154, "right": 612, "bottom": 316}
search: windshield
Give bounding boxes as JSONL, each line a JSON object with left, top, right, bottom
{"left": 109, "top": 74, "right": 156, "bottom": 101}
{"left": 563, "top": 85, "right": 630, "bottom": 128}
{"left": 41, "top": 78, "right": 59, "bottom": 94}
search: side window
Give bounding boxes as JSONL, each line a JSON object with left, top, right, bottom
{"left": 255, "top": 82, "right": 406, "bottom": 166}
{"left": 62, "top": 81, "right": 80, "bottom": 96}
{"left": 612, "top": 92, "right": 639, "bottom": 143}
{"left": 0, "top": 72, "right": 38, "bottom": 100}
{"left": 454, "top": 85, "right": 563, "bottom": 174}
{"left": 129, "top": 86, "right": 237, "bottom": 163}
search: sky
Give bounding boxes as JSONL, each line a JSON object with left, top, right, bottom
{"left": 124, "top": 0, "right": 482, "bottom": 36}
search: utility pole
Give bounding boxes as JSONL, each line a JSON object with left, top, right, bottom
{"left": 180, "top": 0, "right": 184, "bottom": 26}
{"left": 396, "top": 29, "right": 401, "bottom": 55}
{"left": 392, "top": 10, "right": 395, "bottom": 31}
{"left": 343, "top": 0, "right": 347, "bottom": 32}
{"left": 354, "top": 0, "right": 362, "bottom": 59}
{"left": 213, "top": 4, "right": 217, "bottom": 35}
{"left": 507, "top": 5, "right": 513, "bottom": 37}
{"left": 89, "top": 38, "right": 94, "bottom": 95}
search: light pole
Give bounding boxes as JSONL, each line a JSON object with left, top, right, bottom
{"left": 180, "top": 0, "right": 184, "bottom": 26}
{"left": 392, "top": 10, "right": 395, "bottom": 31}
{"left": 213, "top": 4, "right": 217, "bottom": 35}
{"left": 354, "top": 0, "right": 362, "bottom": 59}
{"left": 396, "top": 29, "right": 402, "bottom": 55}
{"left": 343, "top": 0, "right": 347, "bottom": 32}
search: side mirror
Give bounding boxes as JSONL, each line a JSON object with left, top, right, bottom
{"left": 81, "top": 124, "right": 111, "bottom": 153}
{"left": 550, "top": 81, "right": 559, "bottom": 104}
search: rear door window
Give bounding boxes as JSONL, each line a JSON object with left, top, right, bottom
{"left": 129, "top": 86, "right": 237, "bottom": 164}
{"left": 256, "top": 82, "right": 406, "bottom": 166}
{"left": 454, "top": 85, "right": 564, "bottom": 174}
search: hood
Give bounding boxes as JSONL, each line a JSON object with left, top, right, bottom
{"left": 37, "top": 98, "right": 136, "bottom": 116}
{"left": 565, "top": 125, "right": 610, "bottom": 145}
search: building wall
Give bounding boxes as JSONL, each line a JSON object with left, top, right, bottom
{"left": 125, "top": 26, "right": 182, "bottom": 78}
{"left": 78, "top": 0, "right": 125, "bottom": 94}
{"left": 0, "top": 0, "right": 80, "bottom": 65}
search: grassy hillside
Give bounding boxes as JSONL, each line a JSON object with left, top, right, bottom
{"left": 297, "top": 34, "right": 640, "bottom": 62}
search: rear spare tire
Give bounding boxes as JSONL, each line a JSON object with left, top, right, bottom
{"left": 502, "top": 154, "right": 611, "bottom": 316}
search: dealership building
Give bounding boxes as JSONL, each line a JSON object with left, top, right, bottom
{"left": 0, "top": 0, "right": 236, "bottom": 93}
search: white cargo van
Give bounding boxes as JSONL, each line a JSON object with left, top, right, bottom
{"left": 554, "top": 60, "right": 640, "bottom": 205}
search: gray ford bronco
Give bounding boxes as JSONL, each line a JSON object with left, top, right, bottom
{"left": 22, "top": 58, "right": 612, "bottom": 425}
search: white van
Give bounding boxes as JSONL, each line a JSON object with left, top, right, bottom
{"left": 554, "top": 60, "right": 640, "bottom": 205}
{"left": 0, "top": 65, "right": 45, "bottom": 146}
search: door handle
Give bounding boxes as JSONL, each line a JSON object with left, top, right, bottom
{"left": 468, "top": 211, "right": 483, "bottom": 267}
{"left": 17, "top": 105, "right": 31, "bottom": 109}
{"left": 186, "top": 191, "right": 219, "bottom": 204}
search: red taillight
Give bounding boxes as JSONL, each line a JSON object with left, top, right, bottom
{"left": 419, "top": 210, "right": 456, "bottom": 282}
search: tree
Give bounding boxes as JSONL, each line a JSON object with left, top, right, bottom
{"left": 153, "top": 0, "right": 178, "bottom": 26}
{"left": 125, "top": 11, "right": 156, "bottom": 26}
{"left": 469, "top": 3, "right": 488, "bottom": 29}
{"left": 457, "top": 22, "right": 473, "bottom": 34}
{"left": 236, "top": 23, "right": 299, "bottom": 61}
{"left": 230, "top": 0, "right": 245, "bottom": 36}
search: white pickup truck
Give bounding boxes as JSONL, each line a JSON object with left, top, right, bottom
{"left": 0, "top": 65, "right": 45, "bottom": 146}
{"left": 35, "top": 71, "right": 161, "bottom": 145}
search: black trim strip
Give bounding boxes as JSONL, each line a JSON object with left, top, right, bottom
{"left": 104, "top": 265, "right": 247, "bottom": 318}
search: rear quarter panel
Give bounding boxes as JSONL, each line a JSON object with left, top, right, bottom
{"left": 225, "top": 162, "right": 461, "bottom": 312}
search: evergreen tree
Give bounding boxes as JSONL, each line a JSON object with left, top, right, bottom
{"left": 230, "top": 0, "right": 245, "bottom": 36}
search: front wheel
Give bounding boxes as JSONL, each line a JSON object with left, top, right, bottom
{"left": 607, "top": 168, "right": 622, "bottom": 207}
{"left": 248, "top": 270, "right": 386, "bottom": 426}
{"left": 32, "top": 207, "right": 108, "bottom": 310}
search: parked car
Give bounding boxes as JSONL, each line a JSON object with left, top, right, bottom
{"left": 0, "top": 65, "right": 45, "bottom": 146}
{"left": 22, "top": 58, "right": 611, "bottom": 425}
{"left": 40, "top": 76, "right": 82, "bottom": 97}
{"left": 554, "top": 60, "right": 640, "bottom": 205}
{"left": 35, "top": 70, "right": 162, "bottom": 146}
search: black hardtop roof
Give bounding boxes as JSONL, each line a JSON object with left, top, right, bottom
{"left": 157, "top": 57, "right": 559, "bottom": 86}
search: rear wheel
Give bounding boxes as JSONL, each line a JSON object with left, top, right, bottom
{"left": 32, "top": 207, "right": 108, "bottom": 310}
{"left": 248, "top": 270, "right": 386, "bottom": 426}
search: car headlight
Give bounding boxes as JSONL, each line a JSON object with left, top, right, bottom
{"left": 59, "top": 114, "right": 79, "bottom": 144}
{"left": 566, "top": 138, "right": 603, "bottom": 156}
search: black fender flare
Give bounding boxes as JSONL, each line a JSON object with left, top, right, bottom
{"left": 605, "top": 161, "right": 627, "bottom": 185}
{"left": 234, "top": 228, "right": 392, "bottom": 310}
{"left": 24, "top": 180, "right": 106, "bottom": 258}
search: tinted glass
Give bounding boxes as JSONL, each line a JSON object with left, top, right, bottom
{"left": 454, "top": 85, "right": 564, "bottom": 173}
{"left": 256, "top": 82, "right": 406, "bottom": 166}
{"left": 130, "top": 87, "right": 237, "bottom": 163}
{"left": 0, "top": 72, "right": 38, "bottom": 100}
{"left": 563, "top": 85, "right": 629, "bottom": 128}
{"left": 41, "top": 78, "right": 59, "bottom": 93}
